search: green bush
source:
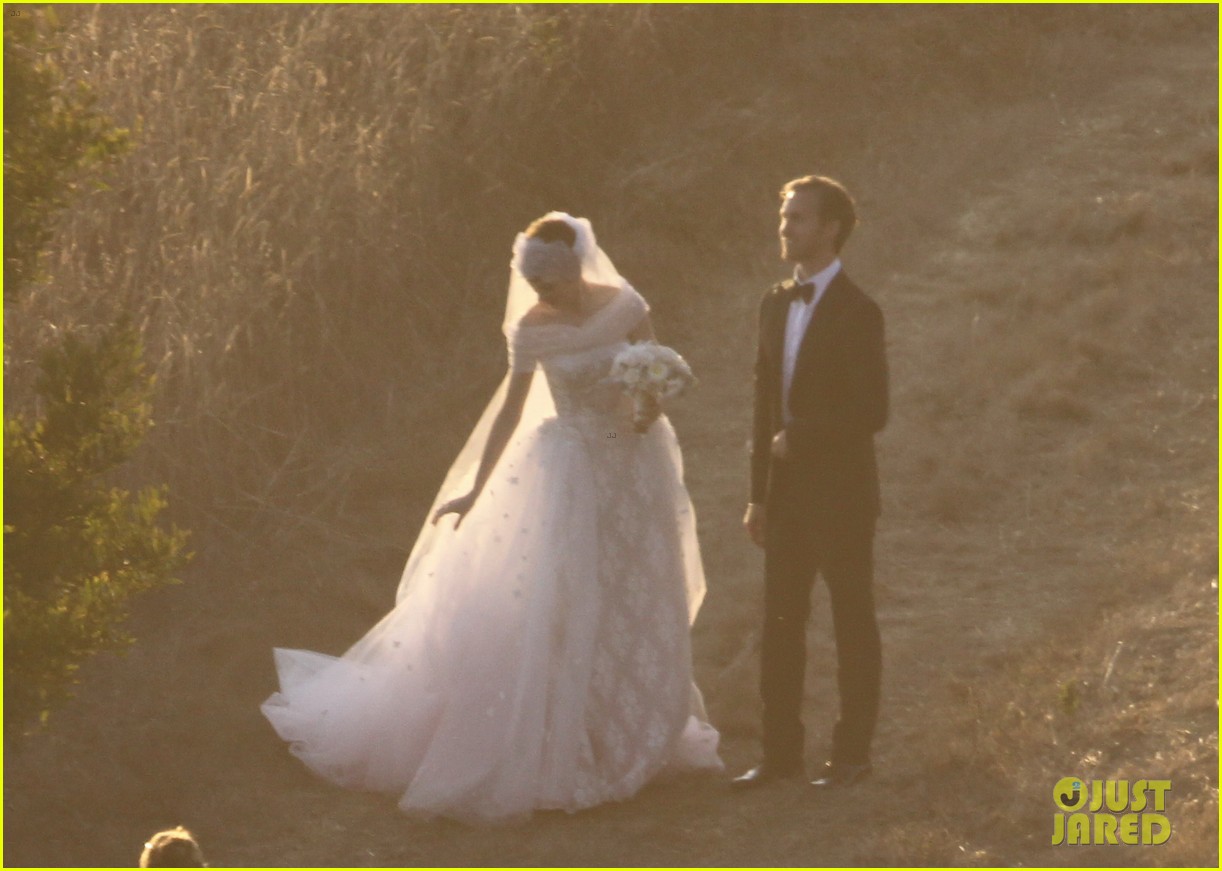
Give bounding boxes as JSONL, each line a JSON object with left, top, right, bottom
{"left": 4, "top": 325, "right": 191, "bottom": 734}
{"left": 4, "top": 8, "right": 187, "bottom": 735}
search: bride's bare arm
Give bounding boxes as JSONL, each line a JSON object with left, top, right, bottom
{"left": 432, "top": 370, "right": 534, "bottom": 526}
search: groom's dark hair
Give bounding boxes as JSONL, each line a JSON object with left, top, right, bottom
{"left": 780, "top": 175, "right": 858, "bottom": 252}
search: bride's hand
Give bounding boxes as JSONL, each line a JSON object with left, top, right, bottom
{"left": 432, "top": 491, "right": 478, "bottom": 528}
{"left": 632, "top": 394, "right": 662, "bottom": 434}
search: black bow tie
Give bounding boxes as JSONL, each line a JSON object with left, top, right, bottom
{"left": 792, "top": 282, "right": 815, "bottom": 304}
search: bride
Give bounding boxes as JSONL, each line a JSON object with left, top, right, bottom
{"left": 262, "top": 212, "right": 722, "bottom": 822}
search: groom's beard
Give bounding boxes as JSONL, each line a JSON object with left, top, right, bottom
{"left": 780, "top": 238, "right": 811, "bottom": 262}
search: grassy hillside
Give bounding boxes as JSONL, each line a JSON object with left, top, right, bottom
{"left": 3, "top": 5, "right": 1216, "bottom": 867}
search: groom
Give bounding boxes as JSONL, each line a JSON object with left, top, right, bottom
{"left": 734, "top": 175, "right": 888, "bottom": 790}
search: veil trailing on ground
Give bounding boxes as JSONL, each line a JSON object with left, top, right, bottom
{"left": 394, "top": 213, "right": 629, "bottom": 604}
{"left": 263, "top": 213, "right": 721, "bottom": 816}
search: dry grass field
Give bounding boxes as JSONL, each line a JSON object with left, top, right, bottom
{"left": 3, "top": 5, "right": 1217, "bottom": 867}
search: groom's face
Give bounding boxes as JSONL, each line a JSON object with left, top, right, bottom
{"left": 779, "top": 190, "right": 838, "bottom": 265}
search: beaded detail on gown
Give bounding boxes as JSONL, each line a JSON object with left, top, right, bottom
{"left": 262, "top": 287, "right": 721, "bottom": 822}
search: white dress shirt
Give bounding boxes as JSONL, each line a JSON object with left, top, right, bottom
{"left": 782, "top": 259, "right": 841, "bottom": 426}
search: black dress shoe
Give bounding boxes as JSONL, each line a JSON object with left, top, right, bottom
{"left": 730, "top": 762, "right": 802, "bottom": 790}
{"left": 809, "top": 761, "right": 872, "bottom": 789}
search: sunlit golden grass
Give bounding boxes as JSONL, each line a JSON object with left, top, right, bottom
{"left": 935, "top": 564, "right": 1218, "bottom": 868}
{"left": 9, "top": 4, "right": 1130, "bottom": 535}
{"left": 15, "top": 4, "right": 773, "bottom": 527}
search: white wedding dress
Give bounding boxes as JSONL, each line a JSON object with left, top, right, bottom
{"left": 262, "top": 282, "right": 722, "bottom": 822}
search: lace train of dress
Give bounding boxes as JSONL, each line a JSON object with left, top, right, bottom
{"left": 262, "top": 286, "right": 721, "bottom": 822}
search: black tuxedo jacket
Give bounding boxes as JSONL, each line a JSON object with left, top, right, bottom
{"left": 750, "top": 270, "right": 888, "bottom": 520}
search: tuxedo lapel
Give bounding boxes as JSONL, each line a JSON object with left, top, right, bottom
{"left": 791, "top": 271, "right": 849, "bottom": 391}
{"left": 767, "top": 280, "right": 795, "bottom": 384}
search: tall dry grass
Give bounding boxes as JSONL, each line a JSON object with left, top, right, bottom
{"left": 5, "top": 3, "right": 1154, "bottom": 539}
{"left": 8, "top": 5, "right": 787, "bottom": 529}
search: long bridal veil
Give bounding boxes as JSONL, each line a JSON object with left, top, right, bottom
{"left": 393, "top": 212, "right": 705, "bottom": 622}
{"left": 263, "top": 213, "right": 720, "bottom": 817}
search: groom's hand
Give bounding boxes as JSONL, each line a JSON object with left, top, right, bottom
{"left": 743, "top": 503, "right": 766, "bottom": 548}
{"left": 770, "top": 429, "right": 790, "bottom": 460}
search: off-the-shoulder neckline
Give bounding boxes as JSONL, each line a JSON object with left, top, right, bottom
{"left": 518, "top": 285, "right": 630, "bottom": 332}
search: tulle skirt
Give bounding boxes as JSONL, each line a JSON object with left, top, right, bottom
{"left": 262, "top": 411, "right": 721, "bottom": 822}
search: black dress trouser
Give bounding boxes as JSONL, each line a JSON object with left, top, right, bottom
{"left": 760, "top": 471, "right": 881, "bottom": 768}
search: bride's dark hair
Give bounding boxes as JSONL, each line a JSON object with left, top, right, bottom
{"left": 524, "top": 217, "right": 577, "bottom": 247}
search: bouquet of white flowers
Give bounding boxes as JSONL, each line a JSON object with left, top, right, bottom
{"left": 606, "top": 342, "right": 696, "bottom": 431}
